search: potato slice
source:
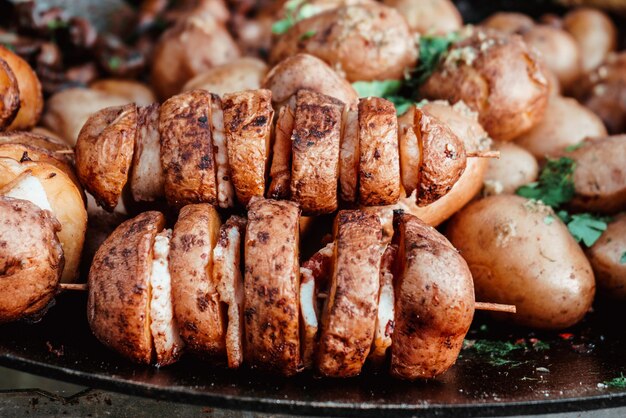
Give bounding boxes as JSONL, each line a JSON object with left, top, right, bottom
{"left": 244, "top": 197, "right": 301, "bottom": 376}
{"left": 0, "top": 158, "right": 87, "bottom": 283}
{"left": 291, "top": 90, "right": 343, "bottom": 215}
{"left": 391, "top": 212, "right": 474, "bottom": 380}
{"left": 210, "top": 94, "right": 236, "bottom": 208}
{"left": 130, "top": 103, "right": 165, "bottom": 202}
{"left": 358, "top": 97, "right": 401, "bottom": 206}
{"left": 339, "top": 107, "right": 359, "bottom": 203}
{"left": 88, "top": 211, "right": 165, "bottom": 364}
{"left": 159, "top": 90, "right": 217, "bottom": 208}
{"left": 317, "top": 210, "right": 384, "bottom": 377}
{"left": 0, "top": 198, "right": 63, "bottom": 324}
{"left": 369, "top": 244, "right": 396, "bottom": 365}
{"left": 75, "top": 104, "right": 138, "bottom": 211}
{"left": 268, "top": 105, "right": 294, "bottom": 200}
{"left": 214, "top": 215, "right": 247, "bottom": 368}
{"left": 0, "top": 57, "right": 19, "bottom": 130}
{"left": 222, "top": 89, "right": 273, "bottom": 206}
{"left": 170, "top": 204, "right": 225, "bottom": 358}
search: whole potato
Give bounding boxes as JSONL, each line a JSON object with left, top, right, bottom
{"left": 481, "top": 12, "right": 535, "bottom": 34}
{"left": 586, "top": 215, "right": 626, "bottom": 300}
{"left": 263, "top": 53, "right": 358, "bottom": 108}
{"left": 270, "top": 2, "right": 417, "bottom": 82}
{"left": 183, "top": 57, "right": 268, "bottom": 96}
{"left": 484, "top": 142, "right": 538, "bottom": 195}
{"left": 151, "top": 16, "right": 240, "bottom": 100}
{"left": 420, "top": 28, "right": 549, "bottom": 141}
{"left": 0, "top": 58, "right": 19, "bottom": 130}
{"left": 515, "top": 96, "right": 606, "bottom": 160}
{"left": 563, "top": 8, "right": 616, "bottom": 73}
{"left": 0, "top": 46, "right": 43, "bottom": 131}
{"left": 522, "top": 25, "right": 581, "bottom": 90}
{"left": 383, "top": 0, "right": 462, "bottom": 35}
{"left": 447, "top": 194, "right": 595, "bottom": 329}
{"left": 90, "top": 79, "right": 156, "bottom": 106}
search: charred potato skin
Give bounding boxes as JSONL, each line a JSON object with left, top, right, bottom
{"left": 170, "top": 204, "right": 225, "bottom": 358}
{"left": 358, "top": 97, "right": 401, "bottom": 206}
{"left": 159, "top": 90, "right": 218, "bottom": 208}
{"left": 222, "top": 89, "right": 274, "bottom": 206}
{"left": 244, "top": 198, "right": 301, "bottom": 376}
{"left": 316, "top": 210, "right": 383, "bottom": 378}
{"left": 0, "top": 198, "right": 63, "bottom": 324}
{"left": 0, "top": 57, "right": 20, "bottom": 130}
{"left": 76, "top": 104, "right": 138, "bottom": 211}
{"left": 587, "top": 216, "right": 626, "bottom": 300}
{"left": 421, "top": 28, "right": 549, "bottom": 142}
{"left": 87, "top": 211, "right": 165, "bottom": 364}
{"left": 391, "top": 212, "right": 474, "bottom": 380}
{"left": 291, "top": 90, "right": 343, "bottom": 215}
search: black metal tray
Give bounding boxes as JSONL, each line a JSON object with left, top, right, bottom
{"left": 1, "top": 293, "right": 625, "bottom": 417}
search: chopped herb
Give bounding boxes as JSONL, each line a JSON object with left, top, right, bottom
{"left": 557, "top": 211, "right": 611, "bottom": 247}
{"left": 531, "top": 340, "right": 550, "bottom": 351}
{"left": 352, "top": 80, "right": 402, "bottom": 98}
{"left": 108, "top": 56, "right": 122, "bottom": 71}
{"left": 272, "top": 0, "right": 319, "bottom": 35}
{"left": 565, "top": 141, "right": 586, "bottom": 152}
{"left": 299, "top": 30, "right": 316, "bottom": 41}
{"left": 544, "top": 215, "right": 554, "bottom": 225}
{"left": 517, "top": 157, "right": 576, "bottom": 208}
{"left": 463, "top": 339, "right": 526, "bottom": 366}
{"left": 415, "top": 33, "right": 459, "bottom": 85}
{"left": 604, "top": 374, "right": 626, "bottom": 388}
{"left": 1, "top": 43, "right": 14, "bottom": 52}
{"left": 620, "top": 252, "right": 626, "bottom": 264}
{"left": 47, "top": 19, "right": 68, "bottom": 30}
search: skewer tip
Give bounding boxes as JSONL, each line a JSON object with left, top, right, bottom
{"left": 467, "top": 150, "right": 500, "bottom": 159}
{"left": 59, "top": 283, "right": 88, "bottom": 291}
{"left": 475, "top": 301, "right": 516, "bottom": 314}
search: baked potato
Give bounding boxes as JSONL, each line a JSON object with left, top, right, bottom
{"left": 481, "top": 12, "right": 535, "bottom": 34}
{"left": 484, "top": 141, "right": 539, "bottom": 195}
{"left": 90, "top": 79, "right": 156, "bottom": 106}
{"left": 182, "top": 57, "right": 268, "bottom": 96}
{"left": 562, "top": 8, "right": 616, "bottom": 73}
{"left": 383, "top": 0, "right": 462, "bottom": 35}
{"left": 0, "top": 57, "right": 19, "bottom": 130}
{"left": 586, "top": 215, "right": 626, "bottom": 300}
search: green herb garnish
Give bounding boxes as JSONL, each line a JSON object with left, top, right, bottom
{"left": 415, "top": 33, "right": 459, "bottom": 85}
{"left": 531, "top": 340, "right": 550, "bottom": 351}
{"left": 463, "top": 339, "right": 526, "bottom": 366}
{"left": 108, "top": 56, "right": 122, "bottom": 71}
{"left": 1, "top": 43, "right": 14, "bottom": 52}
{"left": 47, "top": 19, "right": 68, "bottom": 31}
{"left": 558, "top": 212, "right": 610, "bottom": 247}
{"left": 620, "top": 252, "right": 626, "bottom": 264}
{"left": 299, "top": 30, "right": 317, "bottom": 41}
{"left": 565, "top": 141, "right": 586, "bottom": 152}
{"left": 604, "top": 374, "right": 626, "bottom": 388}
{"left": 272, "top": 0, "right": 319, "bottom": 35}
{"left": 352, "top": 80, "right": 402, "bottom": 98}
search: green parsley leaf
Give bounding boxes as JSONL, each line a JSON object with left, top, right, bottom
{"left": 1, "top": 43, "right": 14, "bottom": 52}
{"left": 47, "top": 19, "right": 68, "bottom": 31}
{"left": 352, "top": 80, "right": 402, "bottom": 98}
{"left": 620, "top": 252, "right": 626, "bottom": 264}
{"left": 565, "top": 213, "right": 610, "bottom": 247}
{"left": 299, "top": 30, "right": 316, "bottom": 41}
{"left": 415, "top": 33, "right": 459, "bottom": 85}
{"left": 604, "top": 374, "right": 626, "bottom": 389}
{"left": 516, "top": 157, "right": 576, "bottom": 208}
{"left": 271, "top": 0, "right": 319, "bottom": 35}
{"left": 565, "top": 141, "right": 586, "bottom": 152}
{"left": 532, "top": 340, "right": 550, "bottom": 351}
{"left": 271, "top": 19, "right": 293, "bottom": 35}
{"left": 463, "top": 339, "right": 526, "bottom": 367}
{"left": 108, "top": 56, "right": 122, "bottom": 71}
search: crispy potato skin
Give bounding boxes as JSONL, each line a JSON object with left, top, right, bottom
{"left": 291, "top": 90, "right": 343, "bottom": 215}
{"left": 515, "top": 96, "right": 607, "bottom": 160}
{"left": 244, "top": 198, "right": 301, "bottom": 376}
{"left": 270, "top": 3, "right": 417, "bottom": 82}
{"left": 587, "top": 215, "right": 626, "bottom": 300}
{"left": 421, "top": 28, "right": 548, "bottom": 141}
{"left": 87, "top": 211, "right": 165, "bottom": 364}
{"left": 569, "top": 135, "right": 626, "bottom": 214}
{"left": 0, "top": 142, "right": 79, "bottom": 187}
{"left": 0, "top": 198, "right": 63, "bottom": 324}
{"left": 0, "top": 58, "right": 20, "bottom": 130}
{"left": 76, "top": 104, "right": 138, "bottom": 211}
{"left": 159, "top": 90, "right": 217, "bottom": 208}
{"left": 317, "top": 210, "right": 383, "bottom": 377}
{"left": 447, "top": 195, "right": 595, "bottom": 329}
{"left": 358, "top": 97, "right": 401, "bottom": 206}
{"left": 0, "top": 46, "right": 43, "bottom": 131}
{"left": 391, "top": 213, "right": 474, "bottom": 380}
{"left": 383, "top": 0, "right": 462, "bottom": 34}
{"left": 263, "top": 54, "right": 358, "bottom": 108}
{"left": 170, "top": 204, "right": 224, "bottom": 358}
{"left": 223, "top": 89, "right": 274, "bottom": 206}
{"left": 485, "top": 141, "right": 538, "bottom": 195}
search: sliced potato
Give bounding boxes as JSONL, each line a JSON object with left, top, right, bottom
{"left": 0, "top": 57, "right": 19, "bottom": 130}
{"left": 130, "top": 103, "right": 165, "bottom": 202}
{"left": 268, "top": 104, "right": 294, "bottom": 200}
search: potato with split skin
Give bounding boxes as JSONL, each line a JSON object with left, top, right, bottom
{"left": 484, "top": 142, "right": 538, "bottom": 195}
{"left": 586, "top": 215, "right": 626, "bottom": 300}
{"left": 262, "top": 54, "right": 358, "bottom": 109}
{"left": 244, "top": 198, "right": 301, "bottom": 376}
{"left": 159, "top": 90, "right": 217, "bottom": 208}
{"left": 447, "top": 194, "right": 595, "bottom": 329}
{"left": 391, "top": 212, "right": 474, "bottom": 380}
{"left": 0, "top": 131, "right": 73, "bottom": 165}
{"left": 383, "top": 0, "right": 462, "bottom": 35}
{"left": 0, "top": 46, "right": 43, "bottom": 131}
{"left": 515, "top": 96, "right": 607, "bottom": 160}
{"left": 270, "top": 2, "right": 417, "bottom": 82}
{"left": 421, "top": 27, "right": 549, "bottom": 142}
{"left": 0, "top": 197, "right": 63, "bottom": 324}
{"left": 0, "top": 158, "right": 87, "bottom": 283}
{"left": 76, "top": 104, "right": 138, "bottom": 211}
{"left": 182, "top": 57, "right": 268, "bottom": 96}
{"left": 562, "top": 8, "right": 616, "bottom": 73}
{"left": 0, "top": 57, "right": 20, "bottom": 130}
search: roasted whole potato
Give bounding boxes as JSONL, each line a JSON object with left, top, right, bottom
{"left": 383, "top": 0, "right": 462, "bottom": 34}
{"left": 0, "top": 46, "right": 43, "bottom": 131}
{"left": 586, "top": 215, "right": 626, "bottom": 300}
{"left": 484, "top": 142, "right": 538, "bottom": 195}
{"left": 447, "top": 194, "right": 595, "bottom": 329}
{"left": 0, "top": 197, "right": 63, "bottom": 324}
{"left": 41, "top": 88, "right": 130, "bottom": 146}
{"left": 562, "top": 8, "right": 616, "bottom": 73}
{"left": 522, "top": 25, "right": 581, "bottom": 91}
{"left": 270, "top": 2, "right": 417, "bottom": 82}
{"left": 481, "top": 12, "right": 535, "bottom": 34}
{"left": 515, "top": 96, "right": 607, "bottom": 160}
{"left": 90, "top": 79, "right": 156, "bottom": 106}
{"left": 262, "top": 54, "right": 358, "bottom": 109}
{"left": 182, "top": 57, "right": 268, "bottom": 96}
{"left": 421, "top": 28, "right": 549, "bottom": 141}
{"left": 0, "top": 158, "right": 87, "bottom": 283}
{"left": 0, "top": 57, "right": 19, "bottom": 130}
{"left": 568, "top": 135, "right": 626, "bottom": 214}
{"left": 151, "top": 16, "right": 241, "bottom": 100}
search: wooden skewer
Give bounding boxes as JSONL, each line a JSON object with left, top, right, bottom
{"left": 466, "top": 150, "right": 500, "bottom": 159}
{"left": 59, "top": 283, "right": 88, "bottom": 291}
{"left": 475, "top": 302, "right": 516, "bottom": 314}
{"left": 54, "top": 149, "right": 75, "bottom": 155}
